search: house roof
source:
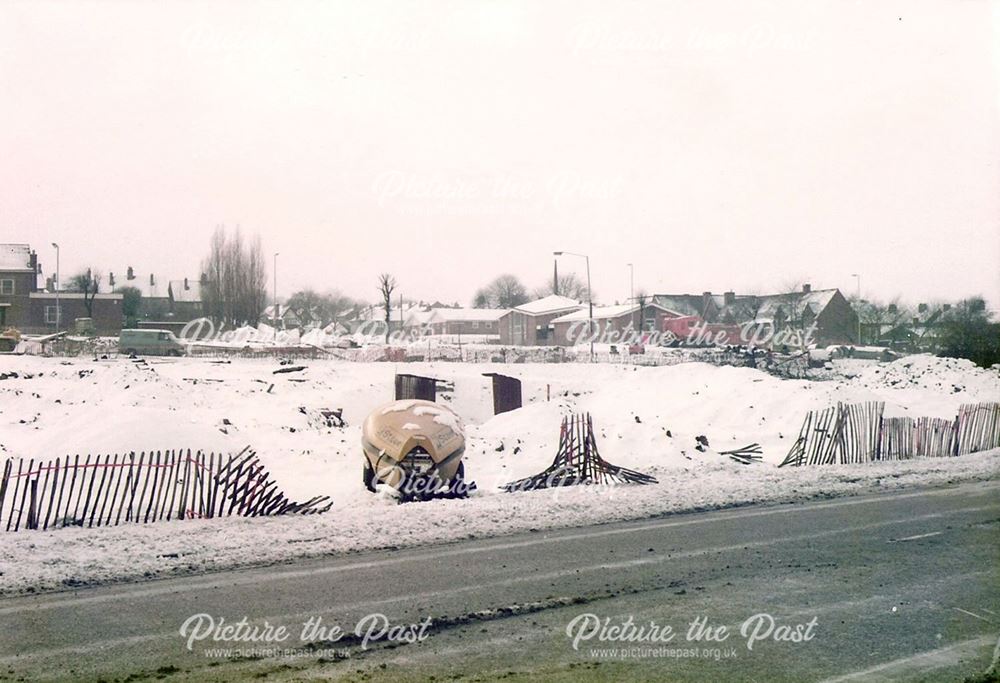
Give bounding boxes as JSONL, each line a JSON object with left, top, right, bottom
{"left": 402, "top": 308, "right": 436, "bottom": 326}
{"left": 720, "top": 289, "right": 839, "bottom": 323}
{"left": 514, "top": 294, "right": 584, "bottom": 316}
{"left": 30, "top": 292, "right": 123, "bottom": 300}
{"left": 652, "top": 294, "right": 715, "bottom": 318}
{"left": 168, "top": 279, "right": 203, "bottom": 303}
{"left": 655, "top": 289, "right": 842, "bottom": 324}
{"left": 551, "top": 302, "right": 677, "bottom": 324}
{"left": 103, "top": 272, "right": 170, "bottom": 299}
{"left": 0, "top": 244, "right": 34, "bottom": 271}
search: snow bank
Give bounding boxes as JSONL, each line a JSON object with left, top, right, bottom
{"left": 0, "top": 452, "right": 996, "bottom": 595}
{"left": 0, "top": 353, "right": 996, "bottom": 594}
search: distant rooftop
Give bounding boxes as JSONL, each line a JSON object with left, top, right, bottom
{"left": 0, "top": 244, "right": 34, "bottom": 271}
{"left": 515, "top": 294, "right": 584, "bottom": 315}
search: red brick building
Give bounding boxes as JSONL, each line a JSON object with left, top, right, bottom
{"left": 0, "top": 244, "right": 40, "bottom": 330}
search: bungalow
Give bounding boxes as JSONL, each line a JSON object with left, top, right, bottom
{"left": 424, "top": 308, "right": 507, "bottom": 336}
{"left": 550, "top": 302, "right": 680, "bottom": 346}
{"left": 498, "top": 295, "right": 584, "bottom": 346}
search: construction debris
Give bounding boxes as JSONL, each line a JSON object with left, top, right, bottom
{"left": 502, "top": 413, "right": 657, "bottom": 491}
{"left": 718, "top": 443, "right": 763, "bottom": 465}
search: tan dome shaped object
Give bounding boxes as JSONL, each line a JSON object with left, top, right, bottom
{"left": 361, "top": 399, "right": 469, "bottom": 499}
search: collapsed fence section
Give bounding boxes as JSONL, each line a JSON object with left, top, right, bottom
{"left": 780, "top": 401, "right": 1000, "bottom": 467}
{"left": 0, "top": 448, "right": 332, "bottom": 532}
{"left": 502, "top": 413, "right": 657, "bottom": 491}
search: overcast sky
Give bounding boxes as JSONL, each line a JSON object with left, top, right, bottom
{"left": 1, "top": 0, "right": 997, "bottom": 309}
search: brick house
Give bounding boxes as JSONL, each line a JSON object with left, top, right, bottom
{"left": 550, "top": 302, "right": 680, "bottom": 346}
{"left": 498, "top": 295, "right": 584, "bottom": 346}
{"left": 24, "top": 292, "right": 123, "bottom": 335}
{"left": 653, "top": 285, "right": 858, "bottom": 346}
{"left": 0, "top": 244, "right": 40, "bottom": 329}
{"left": 1, "top": 243, "right": 129, "bottom": 335}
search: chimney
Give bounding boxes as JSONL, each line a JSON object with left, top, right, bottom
{"left": 802, "top": 283, "right": 811, "bottom": 293}
{"left": 723, "top": 291, "right": 735, "bottom": 305}
{"left": 149, "top": 273, "right": 155, "bottom": 286}
{"left": 184, "top": 277, "right": 189, "bottom": 290}
{"left": 887, "top": 303, "right": 897, "bottom": 314}
{"left": 127, "top": 266, "right": 135, "bottom": 280}
{"left": 109, "top": 272, "right": 116, "bottom": 287}
{"left": 918, "top": 303, "right": 927, "bottom": 313}
{"left": 553, "top": 260, "right": 559, "bottom": 296}
{"left": 942, "top": 303, "right": 951, "bottom": 311}
{"left": 913, "top": 317, "right": 919, "bottom": 325}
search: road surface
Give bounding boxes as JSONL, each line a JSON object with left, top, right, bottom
{"left": 1, "top": 480, "right": 998, "bottom": 682}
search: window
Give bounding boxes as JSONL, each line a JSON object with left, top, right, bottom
{"left": 484, "top": 321, "right": 493, "bottom": 329}
{"left": 471, "top": 321, "right": 479, "bottom": 329}
{"left": 45, "top": 305, "right": 62, "bottom": 324}
{"left": 0, "top": 280, "right": 13, "bottom": 295}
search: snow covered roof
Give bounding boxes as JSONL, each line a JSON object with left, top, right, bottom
{"left": 728, "top": 289, "right": 839, "bottom": 323}
{"left": 514, "top": 294, "right": 584, "bottom": 316}
{"left": 30, "top": 292, "right": 122, "bottom": 300}
{"left": 103, "top": 272, "right": 169, "bottom": 299}
{"left": 402, "top": 309, "right": 436, "bottom": 326}
{"left": 428, "top": 308, "right": 508, "bottom": 323}
{"left": 655, "top": 288, "right": 843, "bottom": 324}
{"left": 0, "top": 244, "right": 34, "bottom": 271}
{"left": 652, "top": 294, "right": 714, "bottom": 318}
{"left": 551, "top": 304, "right": 636, "bottom": 324}
{"left": 168, "top": 279, "right": 202, "bottom": 303}
{"left": 550, "top": 302, "right": 677, "bottom": 324}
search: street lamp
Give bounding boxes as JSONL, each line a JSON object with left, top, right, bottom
{"left": 51, "top": 242, "right": 60, "bottom": 333}
{"left": 553, "top": 251, "right": 593, "bottom": 361}
{"left": 273, "top": 252, "right": 279, "bottom": 342}
{"left": 851, "top": 273, "right": 861, "bottom": 345}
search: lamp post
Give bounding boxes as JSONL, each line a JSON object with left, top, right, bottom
{"left": 51, "top": 242, "right": 60, "bottom": 332}
{"left": 627, "top": 263, "right": 634, "bottom": 303}
{"left": 852, "top": 273, "right": 861, "bottom": 345}
{"left": 273, "top": 252, "right": 279, "bottom": 342}
{"left": 554, "top": 251, "right": 593, "bottom": 361}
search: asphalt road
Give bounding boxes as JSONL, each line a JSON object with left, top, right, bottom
{"left": 1, "top": 481, "right": 999, "bottom": 682}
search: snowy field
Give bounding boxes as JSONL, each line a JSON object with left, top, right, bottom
{"left": 0, "top": 353, "right": 997, "bottom": 594}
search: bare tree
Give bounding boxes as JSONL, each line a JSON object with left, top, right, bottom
{"left": 201, "top": 225, "right": 268, "bottom": 327}
{"left": 286, "top": 289, "right": 361, "bottom": 328}
{"left": 473, "top": 274, "right": 529, "bottom": 309}
{"left": 849, "top": 294, "right": 910, "bottom": 344}
{"left": 533, "top": 272, "right": 589, "bottom": 301}
{"left": 68, "top": 268, "right": 102, "bottom": 318}
{"left": 378, "top": 273, "right": 397, "bottom": 342}
{"left": 635, "top": 291, "right": 649, "bottom": 331}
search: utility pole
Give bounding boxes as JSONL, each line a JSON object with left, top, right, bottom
{"left": 273, "top": 252, "right": 279, "bottom": 342}
{"left": 51, "top": 243, "right": 60, "bottom": 333}
{"left": 627, "top": 263, "right": 634, "bottom": 303}
{"left": 554, "top": 251, "right": 593, "bottom": 361}
{"left": 852, "top": 273, "right": 861, "bottom": 345}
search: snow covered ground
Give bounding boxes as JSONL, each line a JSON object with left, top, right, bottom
{"left": 0, "top": 353, "right": 997, "bottom": 594}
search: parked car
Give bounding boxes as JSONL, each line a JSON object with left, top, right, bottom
{"left": 118, "top": 329, "right": 187, "bottom": 357}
